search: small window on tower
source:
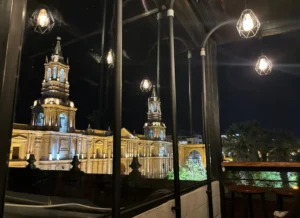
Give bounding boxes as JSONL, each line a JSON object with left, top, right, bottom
{"left": 60, "top": 69, "right": 65, "bottom": 82}
{"left": 36, "top": 113, "right": 44, "bottom": 126}
{"left": 59, "top": 113, "right": 68, "bottom": 132}
{"left": 53, "top": 67, "right": 57, "bottom": 79}
{"left": 150, "top": 104, "right": 154, "bottom": 112}
{"left": 149, "top": 129, "right": 153, "bottom": 138}
{"left": 47, "top": 68, "right": 51, "bottom": 80}
{"left": 160, "top": 130, "right": 164, "bottom": 140}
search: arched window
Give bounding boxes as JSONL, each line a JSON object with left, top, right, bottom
{"left": 59, "top": 113, "right": 68, "bottom": 132}
{"left": 60, "top": 69, "right": 65, "bottom": 82}
{"left": 47, "top": 68, "right": 51, "bottom": 80}
{"left": 188, "top": 150, "right": 201, "bottom": 165}
{"left": 150, "top": 104, "right": 154, "bottom": 112}
{"left": 160, "top": 130, "right": 164, "bottom": 140}
{"left": 53, "top": 67, "right": 57, "bottom": 79}
{"left": 159, "top": 146, "right": 165, "bottom": 157}
{"left": 153, "top": 103, "right": 157, "bottom": 112}
{"left": 149, "top": 129, "right": 153, "bottom": 138}
{"left": 36, "top": 113, "right": 44, "bottom": 126}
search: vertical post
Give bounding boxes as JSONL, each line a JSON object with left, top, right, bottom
{"left": 0, "top": 0, "right": 27, "bottom": 215}
{"left": 203, "top": 40, "right": 222, "bottom": 180}
{"left": 112, "top": 0, "right": 122, "bottom": 217}
{"left": 201, "top": 39, "right": 223, "bottom": 218}
{"left": 187, "top": 51, "right": 193, "bottom": 136}
{"left": 201, "top": 49, "right": 214, "bottom": 218}
{"left": 201, "top": 20, "right": 235, "bottom": 218}
{"left": 99, "top": 0, "right": 107, "bottom": 129}
{"left": 168, "top": 5, "right": 181, "bottom": 217}
{"left": 156, "top": 11, "right": 162, "bottom": 97}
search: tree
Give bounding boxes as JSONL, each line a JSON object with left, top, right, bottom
{"left": 165, "top": 161, "right": 207, "bottom": 181}
{"left": 268, "top": 129, "right": 297, "bottom": 187}
{"left": 223, "top": 121, "right": 268, "bottom": 162}
{"left": 268, "top": 129, "right": 297, "bottom": 162}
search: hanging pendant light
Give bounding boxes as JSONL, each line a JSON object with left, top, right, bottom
{"left": 255, "top": 35, "right": 272, "bottom": 75}
{"left": 140, "top": 79, "right": 152, "bottom": 92}
{"left": 30, "top": 5, "right": 55, "bottom": 34}
{"left": 255, "top": 55, "right": 272, "bottom": 75}
{"left": 237, "top": 9, "right": 260, "bottom": 38}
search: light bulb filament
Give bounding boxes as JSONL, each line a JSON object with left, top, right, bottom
{"left": 143, "top": 81, "right": 149, "bottom": 89}
{"left": 107, "top": 50, "right": 113, "bottom": 65}
{"left": 37, "top": 9, "right": 49, "bottom": 27}
{"left": 259, "top": 58, "right": 268, "bottom": 71}
{"left": 242, "top": 13, "right": 254, "bottom": 31}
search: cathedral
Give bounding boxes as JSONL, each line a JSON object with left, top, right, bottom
{"left": 9, "top": 37, "right": 205, "bottom": 178}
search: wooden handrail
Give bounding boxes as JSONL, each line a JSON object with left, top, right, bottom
{"left": 221, "top": 162, "right": 300, "bottom": 168}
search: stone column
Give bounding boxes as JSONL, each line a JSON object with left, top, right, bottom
{"left": 147, "top": 144, "right": 150, "bottom": 176}
{"left": 86, "top": 138, "right": 92, "bottom": 173}
{"left": 107, "top": 146, "right": 111, "bottom": 174}
{"left": 34, "top": 136, "right": 42, "bottom": 167}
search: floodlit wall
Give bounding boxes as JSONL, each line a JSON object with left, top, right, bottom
{"left": 134, "top": 181, "right": 221, "bottom": 218}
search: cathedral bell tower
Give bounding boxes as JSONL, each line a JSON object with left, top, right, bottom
{"left": 31, "top": 37, "right": 77, "bottom": 132}
{"left": 143, "top": 86, "right": 166, "bottom": 140}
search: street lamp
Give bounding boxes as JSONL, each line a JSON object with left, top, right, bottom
{"left": 237, "top": 9, "right": 261, "bottom": 38}
{"left": 140, "top": 78, "right": 152, "bottom": 92}
{"left": 30, "top": 6, "right": 55, "bottom": 34}
{"left": 255, "top": 55, "right": 272, "bottom": 75}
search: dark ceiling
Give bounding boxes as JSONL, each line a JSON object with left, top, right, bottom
{"left": 24, "top": 0, "right": 300, "bottom": 67}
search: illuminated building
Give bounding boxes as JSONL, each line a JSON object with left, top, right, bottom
{"left": 9, "top": 37, "right": 205, "bottom": 177}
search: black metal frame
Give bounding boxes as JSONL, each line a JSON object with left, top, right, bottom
{"left": 168, "top": 1, "right": 182, "bottom": 217}
{"left": 0, "top": 0, "right": 27, "bottom": 216}
{"left": 201, "top": 19, "right": 240, "bottom": 218}
{"left": 99, "top": 0, "right": 108, "bottom": 129}
{"left": 156, "top": 10, "right": 162, "bottom": 98}
{"left": 187, "top": 51, "right": 193, "bottom": 136}
{"left": 112, "top": 0, "right": 122, "bottom": 217}
{"left": 0, "top": 0, "right": 220, "bottom": 217}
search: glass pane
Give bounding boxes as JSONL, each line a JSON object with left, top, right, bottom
{"left": 4, "top": 0, "right": 209, "bottom": 217}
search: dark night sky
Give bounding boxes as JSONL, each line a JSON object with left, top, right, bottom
{"left": 15, "top": 0, "right": 300, "bottom": 136}
{"left": 218, "top": 31, "right": 300, "bottom": 136}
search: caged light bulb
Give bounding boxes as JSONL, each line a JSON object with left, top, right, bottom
{"left": 255, "top": 55, "right": 272, "bottom": 75}
{"left": 107, "top": 50, "right": 113, "bottom": 65}
{"left": 140, "top": 79, "right": 152, "bottom": 92}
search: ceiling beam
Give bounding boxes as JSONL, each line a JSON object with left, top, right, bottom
{"left": 173, "top": 0, "right": 208, "bottom": 48}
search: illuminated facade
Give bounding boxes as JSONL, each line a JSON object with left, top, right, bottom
{"left": 9, "top": 37, "right": 205, "bottom": 178}
{"left": 31, "top": 37, "right": 76, "bottom": 133}
{"left": 144, "top": 86, "right": 166, "bottom": 140}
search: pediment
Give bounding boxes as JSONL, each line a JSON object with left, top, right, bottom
{"left": 12, "top": 135, "right": 27, "bottom": 141}
{"left": 94, "top": 140, "right": 103, "bottom": 145}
